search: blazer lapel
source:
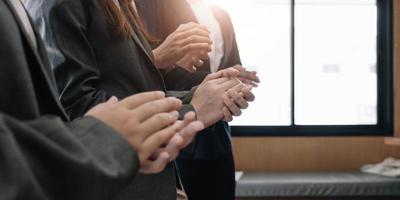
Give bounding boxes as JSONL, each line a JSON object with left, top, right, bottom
{"left": 4, "top": 0, "right": 69, "bottom": 119}
{"left": 119, "top": 2, "right": 167, "bottom": 90}
{"left": 118, "top": 0, "right": 154, "bottom": 62}
{"left": 130, "top": 18, "right": 155, "bottom": 62}
{"left": 211, "top": 5, "right": 230, "bottom": 70}
{"left": 5, "top": 0, "right": 39, "bottom": 58}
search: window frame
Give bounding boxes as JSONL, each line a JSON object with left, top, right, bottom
{"left": 232, "top": 0, "right": 394, "bottom": 137}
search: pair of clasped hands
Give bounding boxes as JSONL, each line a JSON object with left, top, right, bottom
{"left": 85, "top": 23, "right": 260, "bottom": 175}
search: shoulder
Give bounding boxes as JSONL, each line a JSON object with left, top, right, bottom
{"left": 209, "top": 4, "right": 235, "bottom": 30}
{"left": 48, "top": 0, "right": 100, "bottom": 26}
{"left": 50, "top": 0, "right": 94, "bottom": 15}
{"left": 209, "top": 4, "right": 231, "bottom": 19}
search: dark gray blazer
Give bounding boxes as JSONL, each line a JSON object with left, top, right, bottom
{"left": 27, "top": 0, "right": 195, "bottom": 199}
{"left": 0, "top": 0, "right": 139, "bottom": 199}
{"left": 136, "top": 0, "right": 241, "bottom": 159}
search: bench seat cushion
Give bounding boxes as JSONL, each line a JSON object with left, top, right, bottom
{"left": 235, "top": 172, "right": 400, "bottom": 197}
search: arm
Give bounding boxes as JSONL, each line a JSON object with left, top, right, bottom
{"left": 0, "top": 114, "right": 137, "bottom": 200}
{"left": 46, "top": 0, "right": 110, "bottom": 119}
{"left": 166, "top": 89, "right": 196, "bottom": 119}
{"left": 163, "top": 67, "right": 209, "bottom": 90}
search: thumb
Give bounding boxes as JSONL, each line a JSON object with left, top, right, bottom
{"left": 203, "top": 68, "right": 240, "bottom": 82}
{"left": 220, "top": 68, "right": 240, "bottom": 78}
{"left": 139, "top": 152, "right": 171, "bottom": 174}
{"left": 107, "top": 96, "right": 119, "bottom": 104}
{"left": 203, "top": 72, "right": 223, "bottom": 82}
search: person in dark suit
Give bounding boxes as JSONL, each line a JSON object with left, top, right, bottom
{"left": 135, "top": 0, "right": 260, "bottom": 199}
{"left": 26, "top": 0, "right": 255, "bottom": 199}
{"left": 0, "top": 0, "right": 205, "bottom": 199}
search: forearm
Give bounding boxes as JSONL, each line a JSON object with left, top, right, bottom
{"left": 166, "top": 87, "right": 196, "bottom": 104}
{"left": 0, "top": 114, "right": 138, "bottom": 200}
{"left": 61, "top": 88, "right": 110, "bottom": 119}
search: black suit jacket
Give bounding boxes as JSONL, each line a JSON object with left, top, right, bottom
{"left": 136, "top": 0, "right": 242, "bottom": 159}
{"left": 0, "top": 0, "right": 139, "bottom": 199}
{"left": 28, "top": 0, "right": 194, "bottom": 199}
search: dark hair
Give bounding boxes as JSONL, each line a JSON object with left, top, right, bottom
{"left": 98, "top": 0, "right": 152, "bottom": 41}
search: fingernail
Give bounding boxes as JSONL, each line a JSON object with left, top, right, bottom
{"left": 155, "top": 91, "right": 166, "bottom": 97}
{"left": 107, "top": 96, "right": 119, "bottom": 103}
{"left": 167, "top": 97, "right": 179, "bottom": 101}
{"left": 171, "top": 111, "right": 179, "bottom": 118}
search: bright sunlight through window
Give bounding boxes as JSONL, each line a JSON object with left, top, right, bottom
{"left": 209, "top": 0, "right": 378, "bottom": 126}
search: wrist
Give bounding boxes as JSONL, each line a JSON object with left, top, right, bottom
{"left": 190, "top": 101, "right": 203, "bottom": 123}
{"left": 153, "top": 48, "right": 172, "bottom": 69}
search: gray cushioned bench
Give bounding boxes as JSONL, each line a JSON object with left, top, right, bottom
{"left": 235, "top": 172, "right": 400, "bottom": 198}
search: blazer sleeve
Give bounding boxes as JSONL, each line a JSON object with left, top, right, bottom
{"left": 47, "top": 0, "right": 110, "bottom": 119}
{"left": 0, "top": 113, "right": 138, "bottom": 200}
{"left": 166, "top": 88, "right": 196, "bottom": 119}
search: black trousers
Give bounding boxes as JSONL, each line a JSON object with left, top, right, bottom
{"left": 176, "top": 153, "right": 236, "bottom": 200}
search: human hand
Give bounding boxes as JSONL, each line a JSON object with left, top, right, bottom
{"left": 222, "top": 84, "right": 255, "bottom": 122}
{"left": 191, "top": 69, "right": 243, "bottom": 127}
{"left": 232, "top": 65, "right": 260, "bottom": 87}
{"left": 153, "top": 22, "right": 212, "bottom": 70}
{"left": 175, "top": 50, "right": 209, "bottom": 73}
{"left": 147, "top": 112, "right": 204, "bottom": 169}
{"left": 85, "top": 91, "right": 183, "bottom": 174}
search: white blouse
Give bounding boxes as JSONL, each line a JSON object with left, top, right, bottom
{"left": 187, "top": 0, "right": 224, "bottom": 73}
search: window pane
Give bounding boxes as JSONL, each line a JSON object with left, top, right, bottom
{"left": 295, "top": 0, "right": 377, "bottom": 125}
{"left": 213, "top": 0, "right": 292, "bottom": 125}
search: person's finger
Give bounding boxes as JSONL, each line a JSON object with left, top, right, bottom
{"left": 238, "top": 71, "right": 255, "bottom": 81}
{"left": 223, "top": 107, "right": 233, "bottom": 122}
{"left": 133, "top": 97, "right": 182, "bottom": 121}
{"left": 139, "top": 111, "right": 179, "bottom": 137}
{"left": 165, "top": 135, "right": 184, "bottom": 161}
{"left": 107, "top": 96, "right": 119, "bottom": 104}
{"left": 232, "top": 65, "right": 246, "bottom": 72}
{"left": 223, "top": 94, "right": 242, "bottom": 116}
{"left": 178, "top": 24, "right": 211, "bottom": 38}
{"left": 242, "top": 87, "right": 256, "bottom": 102}
{"left": 198, "top": 51, "right": 210, "bottom": 60}
{"left": 163, "top": 116, "right": 203, "bottom": 161}
{"left": 179, "top": 121, "right": 204, "bottom": 147}
{"left": 183, "top": 111, "right": 196, "bottom": 126}
{"left": 181, "top": 35, "right": 212, "bottom": 47}
{"left": 218, "top": 68, "right": 240, "bottom": 78}
{"left": 229, "top": 83, "right": 245, "bottom": 93}
{"left": 141, "top": 121, "right": 183, "bottom": 158}
{"left": 192, "top": 58, "right": 204, "bottom": 68}
{"left": 207, "top": 77, "right": 231, "bottom": 85}
{"left": 238, "top": 78, "right": 258, "bottom": 87}
{"left": 203, "top": 72, "right": 223, "bottom": 82}
{"left": 181, "top": 65, "right": 197, "bottom": 73}
{"left": 232, "top": 65, "right": 260, "bottom": 83}
{"left": 178, "top": 22, "right": 209, "bottom": 32}
{"left": 180, "top": 43, "right": 212, "bottom": 54}
{"left": 176, "top": 54, "right": 196, "bottom": 73}
{"left": 139, "top": 152, "right": 171, "bottom": 174}
{"left": 219, "top": 79, "right": 242, "bottom": 91}
{"left": 228, "top": 90, "right": 249, "bottom": 109}
{"left": 250, "top": 71, "right": 261, "bottom": 83}
{"left": 119, "top": 91, "right": 165, "bottom": 109}
{"left": 238, "top": 71, "right": 260, "bottom": 84}
{"left": 202, "top": 68, "right": 239, "bottom": 82}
